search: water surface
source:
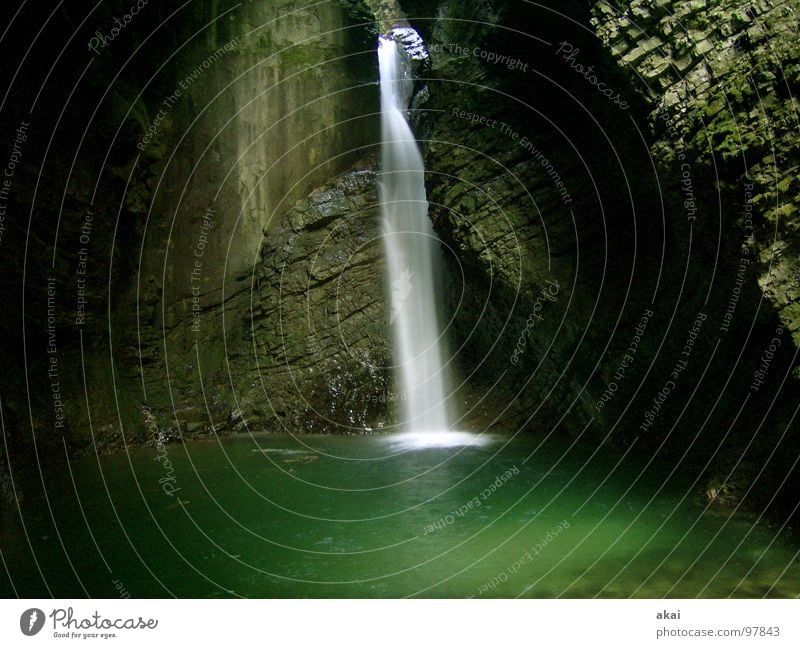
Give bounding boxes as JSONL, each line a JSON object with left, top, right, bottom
{"left": 1, "top": 433, "right": 797, "bottom": 598}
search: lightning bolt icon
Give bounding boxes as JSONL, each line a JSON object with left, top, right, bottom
{"left": 28, "top": 611, "right": 37, "bottom": 631}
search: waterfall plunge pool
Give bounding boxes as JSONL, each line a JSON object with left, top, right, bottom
{"left": 2, "top": 432, "right": 798, "bottom": 598}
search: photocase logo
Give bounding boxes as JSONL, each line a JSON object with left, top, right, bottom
{"left": 391, "top": 266, "right": 413, "bottom": 324}
{"left": 20, "top": 608, "right": 45, "bottom": 636}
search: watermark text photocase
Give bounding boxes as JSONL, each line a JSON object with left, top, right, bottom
{"left": 87, "top": 0, "right": 148, "bottom": 55}
{"left": 595, "top": 307, "right": 654, "bottom": 410}
{"left": 654, "top": 101, "right": 699, "bottom": 224}
{"left": 143, "top": 406, "right": 181, "bottom": 496}
{"left": 190, "top": 206, "right": 216, "bottom": 334}
{"left": 75, "top": 209, "right": 94, "bottom": 327}
{"left": 720, "top": 181, "right": 755, "bottom": 333}
{"left": 423, "top": 465, "right": 519, "bottom": 534}
{"left": 638, "top": 312, "right": 706, "bottom": 434}
{"left": 477, "top": 520, "right": 570, "bottom": 594}
{"left": 751, "top": 320, "right": 785, "bottom": 392}
{"left": 555, "top": 41, "right": 628, "bottom": 110}
{"left": 0, "top": 120, "right": 29, "bottom": 248}
{"left": 510, "top": 280, "right": 561, "bottom": 365}
{"left": 137, "top": 38, "right": 240, "bottom": 151}
{"left": 451, "top": 108, "right": 573, "bottom": 206}
{"left": 46, "top": 278, "right": 66, "bottom": 430}
{"left": 429, "top": 42, "right": 529, "bottom": 72}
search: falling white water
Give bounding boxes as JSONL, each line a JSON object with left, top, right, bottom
{"left": 378, "top": 35, "right": 450, "bottom": 435}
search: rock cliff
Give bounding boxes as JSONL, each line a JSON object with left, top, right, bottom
{"left": 1, "top": 0, "right": 798, "bottom": 519}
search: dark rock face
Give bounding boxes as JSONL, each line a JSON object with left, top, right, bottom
{"left": 591, "top": 0, "right": 800, "bottom": 349}
{"left": 0, "top": 0, "right": 797, "bottom": 522}
{"left": 123, "top": 0, "right": 381, "bottom": 432}
{"left": 419, "top": 0, "right": 658, "bottom": 432}
{"left": 143, "top": 159, "right": 395, "bottom": 438}
{"left": 125, "top": 3, "right": 388, "bottom": 435}
{"left": 0, "top": 448, "right": 12, "bottom": 507}
{"left": 219, "top": 162, "right": 394, "bottom": 436}
{"left": 112, "top": 0, "right": 390, "bottom": 439}
{"left": 0, "top": 0, "right": 384, "bottom": 468}
{"left": 586, "top": 0, "right": 800, "bottom": 508}
{"left": 406, "top": 0, "right": 798, "bottom": 514}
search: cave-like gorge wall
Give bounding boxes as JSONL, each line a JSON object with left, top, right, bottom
{"left": 592, "top": 0, "right": 800, "bottom": 346}
{"left": 587, "top": 0, "right": 800, "bottom": 508}
{"left": 126, "top": 1, "right": 385, "bottom": 439}
{"left": 420, "top": 0, "right": 654, "bottom": 435}
{"left": 0, "top": 0, "right": 387, "bottom": 494}
{"left": 405, "top": 0, "right": 799, "bottom": 513}
{"left": 1, "top": 0, "right": 798, "bottom": 521}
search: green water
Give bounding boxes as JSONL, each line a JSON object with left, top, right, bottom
{"left": 1, "top": 433, "right": 798, "bottom": 598}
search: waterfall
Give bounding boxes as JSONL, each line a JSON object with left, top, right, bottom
{"left": 378, "top": 35, "right": 451, "bottom": 434}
